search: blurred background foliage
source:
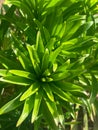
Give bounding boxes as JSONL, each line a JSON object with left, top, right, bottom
{"left": 0, "top": 0, "right": 98, "bottom": 130}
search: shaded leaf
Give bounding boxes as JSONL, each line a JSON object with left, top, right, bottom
{"left": 54, "top": 81, "right": 84, "bottom": 92}
{"left": 42, "top": 100, "right": 58, "bottom": 130}
{"left": 12, "top": 46, "right": 32, "bottom": 71}
{"left": 44, "top": 96, "right": 59, "bottom": 126}
{"left": 0, "top": 94, "right": 22, "bottom": 115}
{"left": 51, "top": 84, "right": 74, "bottom": 103}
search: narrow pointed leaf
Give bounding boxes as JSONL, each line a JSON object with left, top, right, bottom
{"left": 46, "top": 37, "right": 56, "bottom": 51}
{"left": 20, "top": 82, "right": 39, "bottom": 101}
{"left": 9, "top": 70, "right": 36, "bottom": 80}
{"left": 0, "top": 69, "right": 12, "bottom": 77}
{"left": 12, "top": 35, "right": 28, "bottom": 56}
{"left": 43, "top": 84, "right": 54, "bottom": 102}
{"left": 44, "top": 96, "right": 59, "bottom": 126}
{"left": 49, "top": 46, "right": 62, "bottom": 67}
{"left": 0, "top": 53, "right": 21, "bottom": 69}
{"left": 12, "top": 46, "right": 31, "bottom": 71}
{"left": 0, "top": 94, "right": 22, "bottom": 115}
{"left": 41, "top": 48, "right": 49, "bottom": 72}
{"left": 31, "top": 90, "right": 42, "bottom": 123}
{"left": 36, "top": 31, "right": 44, "bottom": 54}
{"left": 57, "top": 102, "right": 65, "bottom": 129}
{"left": 51, "top": 84, "right": 73, "bottom": 103}
{"left": 0, "top": 76, "right": 31, "bottom": 86}
{"left": 90, "top": 75, "right": 98, "bottom": 103}
{"left": 43, "top": 27, "right": 50, "bottom": 43}
{"left": 16, "top": 95, "right": 34, "bottom": 127}
{"left": 51, "top": 70, "right": 70, "bottom": 81}
{"left": 27, "top": 44, "right": 40, "bottom": 64}
{"left": 42, "top": 100, "right": 58, "bottom": 130}
{"left": 54, "top": 81, "right": 84, "bottom": 92}
{"left": 27, "top": 44, "right": 40, "bottom": 74}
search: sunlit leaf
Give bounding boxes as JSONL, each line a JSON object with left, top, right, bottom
{"left": 0, "top": 69, "right": 12, "bottom": 77}
{"left": 9, "top": 70, "right": 36, "bottom": 80}
{"left": 20, "top": 82, "right": 39, "bottom": 101}
{"left": 16, "top": 95, "right": 34, "bottom": 127}
{"left": 31, "top": 90, "right": 43, "bottom": 123}
{"left": 0, "top": 76, "right": 32, "bottom": 86}
{"left": 43, "top": 83, "right": 54, "bottom": 102}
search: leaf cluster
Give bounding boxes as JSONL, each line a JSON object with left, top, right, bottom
{"left": 0, "top": 0, "right": 98, "bottom": 130}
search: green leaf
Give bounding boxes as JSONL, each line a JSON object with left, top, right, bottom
{"left": 51, "top": 12, "right": 63, "bottom": 36}
{"left": 71, "top": 91, "right": 88, "bottom": 99}
{"left": 50, "top": 70, "right": 70, "bottom": 81}
{"left": 54, "top": 81, "right": 84, "bottom": 92}
{"left": 60, "top": 100, "right": 76, "bottom": 118}
{"left": 61, "top": 50, "right": 78, "bottom": 58}
{"left": 90, "top": 74, "right": 98, "bottom": 103}
{"left": 51, "top": 84, "right": 74, "bottom": 103}
{"left": 36, "top": 30, "right": 44, "bottom": 57}
{"left": 0, "top": 94, "right": 22, "bottom": 115}
{"left": 12, "top": 46, "right": 32, "bottom": 71}
{"left": 42, "top": 100, "right": 58, "bottom": 130}
{"left": 12, "top": 35, "right": 28, "bottom": 56}
{"left": 31, "top": 90, "right": 43, "bottom": 123}
{"left": 55, "top": 60, "right": 70, "bottom": 72}
{"left": 9, "top": 70, "right": 36, "bottom": 80}
{"left": 0, "top": 53, "right": 21, "bottom": 69}
{"left": 62, "top": 20, "right": 81, "bottom": 40}
{"left": 43, "top": 26, "right": 50, "bottom": 43}
{"left": 49, "top": 46, "right": 62, "bottom": 67}
{"left": 45, "top": 0, "right": 61, "bottom": 8}
{"left": 27, "top": 44, "right": 40, "bottom": 64}
{"left": 41, "top": 48, "right": 49, "bottom": 72}
{"left": 56, "top": 101, "right": 65, "bottom": 129}
{"left": 58, "top": 22, "right": 66, "bottom": 38}
{"left": 20, "top": 82, "right": 39, "bottom": 101}
{"left": 44, "top": 96, "right": 59, "bottom": 126}
{"left": 16, "top": 95, "right": 34, "bottom": 127}
{"left": 5, "top": 0, "right": 34, "bottom": 19}
{"left": 61, "top": 38, "right": 78, "bottom": 51}
{"left": 0, "top": 76, "right": 31, "bottom": 86}
{"left": 34, "top": 116, "right": 42, "bottom": 130}
{"left": 67, "top": 92, "right": 83, "bottom": 104}
{"left": 0, "top": 5, "right": 16, "bottom": 41}
{"left": 26, "top": 44, "right": 40, "bottom": 75}
{"left": 89, "top": 0, "right": 98, "bottom": 6}
{"left": 82, "top": 99, "right": 92, "bottom": 118}
{"left": 0, "top": 69, "right": 12, "bottom": 77}
{"left": 61, "top": 36, "right": 95, "bottom": 51}
{"left": 43, "top": 84, "right": 54, "bottom": 102}
{"left": 42, "top": 69, "right": 51, "bottom": 77}
{"left": 46, "top": 37, "right": 56, "bottom": 51}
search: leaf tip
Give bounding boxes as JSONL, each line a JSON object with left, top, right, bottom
{"left": 20, "top": 96, "right": 24, "bottom": 101}
{"left": 31, "top": 117, "right": 34, "bottom": 124}
{"left": 16, "top": 120, "right": 21, "bottom": 127}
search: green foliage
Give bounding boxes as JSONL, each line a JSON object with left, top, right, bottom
{"left": 0, "top": 0, "right": 98, "bottom": 130}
